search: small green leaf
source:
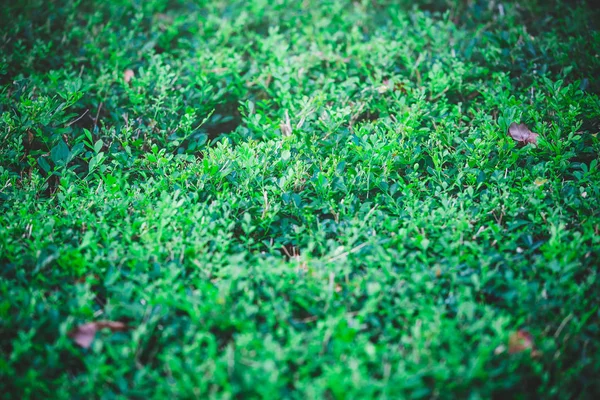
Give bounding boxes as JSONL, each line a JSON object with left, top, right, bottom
{"left": 94, "top": 139, "right": 103, "bottom": 154}
{"left": 50, "top": 140, "right": 70, "bottom": 165}
{"left": 83, "top": 128, "right": 92, "bottom": 143}
{"left": 88, "top": 156, "right": 97, "bottom": 174}
{"left": 196, "top": 133, "right": 208, "bottom": 147}
{"left": 71, "top": 142, "right": 85, "bottom": 158}
{"left": 38, "top": 157, "right": 51, "bottom": 173}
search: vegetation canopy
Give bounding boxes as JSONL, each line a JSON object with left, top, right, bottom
{"left": 1, "top": 0, "right": 599, "bottom": 398}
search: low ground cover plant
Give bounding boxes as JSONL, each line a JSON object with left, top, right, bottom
{"left": 1, "top": 0, "right": 599, "bottom": 397}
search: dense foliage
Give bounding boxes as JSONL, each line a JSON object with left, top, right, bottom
{"left": 1, "top": 0, "right": 599, "bottom": 397}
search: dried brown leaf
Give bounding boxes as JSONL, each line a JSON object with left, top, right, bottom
{"left": 508, "top": 122, "right": 539, "bottom": 145}
{"left": 508, "top": 329, "right": 540, "bottom": 356}
{"left": 27, "top": 130, "right": 34, "bottom": 145}
{"left": 123, "top": 69, "right": 135, "bottom": 84}
{"left": 494, "top": 344, "right": 506, "bottom": 355}
{"left": 534, "top": 178, "right": 548, "bottom": 187}
{"left": 381, "top": 79, "right": 406, "bottom": 94}
{"left": 69, "top": 321, "right": 129, "bottom": 349}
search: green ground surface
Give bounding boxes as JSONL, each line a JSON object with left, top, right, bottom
{"left": 1, "top": 0, "right": 600, "bottom": 398}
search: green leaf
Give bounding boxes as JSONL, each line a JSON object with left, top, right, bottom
{"left": 71, "top": 142, "right": 85, "bottom": 158}
{"left": 50, "top": 140, "right": 71, "bottom": 165}
{"left": 196, "top": 133, "right": 208, "bottom": 147}
{"left": 94, "top": 139, "right": 103, "bottom": 154}
{"left": 38, "top": 157, "right": 51, "bottom": 173}
{"left": 83, "top": 128, "right": 93, "bottom": 144}
{"left": 88, "top": 156, "right": 97, "bottom": 174}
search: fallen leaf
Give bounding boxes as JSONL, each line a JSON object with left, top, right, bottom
{"left": 27, "top": 130, "right": 34, "bottom": 145}
{"left": 123, "top": 69, "right": 135, "bottom": 84}
{"left": 69, "top": 321, "right": 129, "bottom": 349}
{"left": 376, "top": 85, "right": 388, "bottom": 94}
{"left": 508, "top": 329, "right": 540, "bottom": 356}
{"left": 74, "top": 274, "right": 100, "bottom": 285}
{"left": 508, "top": 122, "right": 539, "bottom": 145}
{"left": 534, "top": 178, "right": 548, "bottom": 187}
{"left": 494, "top": 344, "right": 506, "bottom": 355}
{"left": 380, "top": 79, "right": 406, "bottom": 94}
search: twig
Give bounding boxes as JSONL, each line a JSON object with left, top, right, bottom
{"left": 326, "top": 242, "right": 369, "bottom": 263}
{"left": 93, "top": 102, "right": 103, "bottom": 132}
{"left": 65, "top": 109, "right": 89, "bottom": 127}
{"left": 554, "top": 314, "right": 574, "bottom": 339}
{"left": 261, "top": 189, "right": 269, "bottom": 219}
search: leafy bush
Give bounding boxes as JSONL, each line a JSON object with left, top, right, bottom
{"left": 1, "top": 0, "right": 599, "bottom": 398}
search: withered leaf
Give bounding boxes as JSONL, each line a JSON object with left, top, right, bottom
{"left": 508, "top": 122, "right": 539, "bottom": 145}
{"left": 534, "top": 178, "right": 548, "bottom": 187}
{"left": 69, "top": 321, "right": 129, "bottom": 349}
{"left": 382, "top": 79, "right": 406, "bottom": 93}
{"left": 123, "top": 69, "right": 135, "bottom": 84}
{"left": 508, "top": 329, "right": 540, "bottom": 356}
{"left": 27, "top": 130, "right": 34, "bottom": 145}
